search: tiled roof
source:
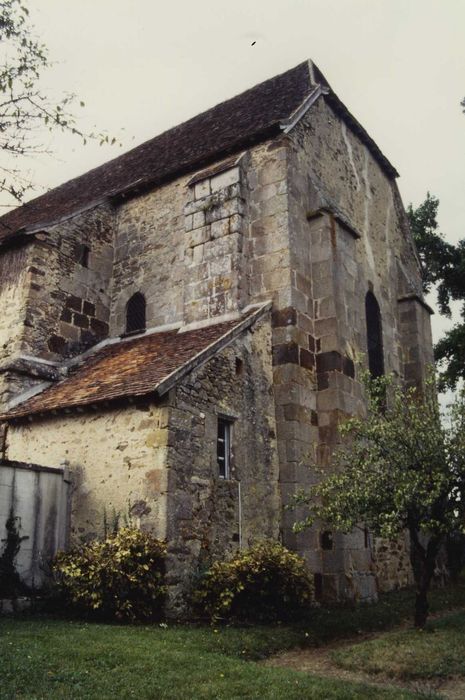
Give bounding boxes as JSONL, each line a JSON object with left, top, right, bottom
{"left": 2, "top": 310, "right": 262, "bottom": 420}
{"left": 0, "top": 62, "right": 312, "bottom": 242}
{"left": 0, "top": 60, "right": 398, "bottom": 245}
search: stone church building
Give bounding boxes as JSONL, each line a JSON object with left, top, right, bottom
{"left": 0, "top": 61, "right": 433, "bottom": 612}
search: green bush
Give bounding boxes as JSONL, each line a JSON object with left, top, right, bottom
{"left": 194, "top": 541, "right": 314, "bottom": 622}
{"left": 52, "top": 528, "right": 166, "bottom": 621}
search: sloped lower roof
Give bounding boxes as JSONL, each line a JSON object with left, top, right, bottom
{"left": 1, "top": 308, "right": 266, "bottom": 421}
{"left": 0, "top": 60, "right": 398, "bottom": 245}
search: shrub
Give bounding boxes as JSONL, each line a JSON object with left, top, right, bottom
{"left": 52, "top": 528, "right": 166, "bottom": 621}
{"left": 194, "top": 541, "right": 314, "bottom": 622}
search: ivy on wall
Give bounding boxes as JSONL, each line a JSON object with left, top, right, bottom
{"left": 0, "top": 508, "right": 28, "bottom": 598}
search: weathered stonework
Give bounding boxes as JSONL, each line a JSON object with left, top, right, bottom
{"left": 20, "top": 206, "right": 114, "bottom": 362}
{"left": 5, "top": 318, "right": 279, "bottom": 614}
{"left": 0, "top": 61, "right": 434, "bottom": 607}
{"left": 374, "top": 535, "right": 414, "bottom": 592}
{"left": 163, "top": 319, "right": 279, "bottom": 613}
{"left": 111, "top": 179, "right": 186, "bottom": 332}
{"left": 183, "top": 157, "right": 247, "bottom": 323}
{"left": 0, "top": 205, "right": 114, "bottom": 405}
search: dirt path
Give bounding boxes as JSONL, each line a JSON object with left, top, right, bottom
{"left": 262, "top": 611, "right": 465, "bottom": 699}
{"left": 264, "top": 644, "right": 442, "bottom": 697}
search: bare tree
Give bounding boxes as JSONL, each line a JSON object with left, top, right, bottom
{"left": 0, "top": 0, "right": 114, "bottom": 206}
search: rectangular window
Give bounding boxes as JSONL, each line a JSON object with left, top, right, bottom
{"left": 76, "top": 243, "right": 90, "bottom": 268}
{"left": 217, "top": 418, "right": 232, "bottom": 479}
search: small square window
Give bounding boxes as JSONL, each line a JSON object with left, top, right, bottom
{"left": 217, "top": 417, "right": 232, "bottom": 479}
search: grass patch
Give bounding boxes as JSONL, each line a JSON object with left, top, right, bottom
{"left": 1, "top": 585, "right": 463, "bottom": 699}
{"left": 0, "top": 616, "right": 433, "bottom": 699}
{"left": 303, "top": 582, "right": 465, "bottom": 646}
{"left": 332, "top": 610, "right": 465, "bottom": 681}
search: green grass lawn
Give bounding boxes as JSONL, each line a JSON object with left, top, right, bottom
{"left": 2, "top": 586, "right": 464, "bottom": 700}
{"left": 332, "top": 609, "right": 465, "bottom": 682}
{"left": 303, "top": 582, "right": 465, "bottom": 646}
{"left": 0, "top": 616, "right": 433, "bottom": 699}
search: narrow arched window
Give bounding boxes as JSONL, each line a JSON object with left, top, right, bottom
{"left": 126, "top": 292, "right": 146, "bottom": 334}
{"left": 365, "top": 292, "right": 384, "bottom": 378}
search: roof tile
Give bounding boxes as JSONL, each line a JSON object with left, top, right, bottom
{"left": 2, "top": 313, "right": 258, "bottom": 420}
{"left": 0, "top": 62, "right": 311, "bottom": 241}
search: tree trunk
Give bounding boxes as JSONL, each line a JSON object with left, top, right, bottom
{"left": 414, "top": 574, "right": 432, "bottom": 628}
{"left": 409, "top": 528, "right": 440, "bottom": 629}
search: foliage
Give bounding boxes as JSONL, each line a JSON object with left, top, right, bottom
{"left": 435, "top": 324, "right": 465, "bottom": 393}
{"left": 52, "top": 528, "right": 166, "bottom": 622}
{"left": 0, "top": 0, "right": 115, "bottom": 205}
{"left": 293, "top": 371, "right": 465, "bottom": 627}
{"left": 193, "top": 540, "right": 314, "bottom": 622}
{"left": 0, "top": 507, "right": 28, "bottom": 597}
{"left": 407, "top": 193, "right": 465, "bottom": 390}
{"left": 407, "top": 193, "right": 457, "bottom": 301}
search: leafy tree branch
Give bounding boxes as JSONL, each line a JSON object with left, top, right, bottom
{"left": 0, "top": 0, "right": 117, "bottom": 206}
{"left": 293, "top": 371, "right": 465, "bottom": 628}
{"left": 407, "top": 193, "right": 465, "bottom": 391}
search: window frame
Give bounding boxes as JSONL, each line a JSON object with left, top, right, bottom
{"left": 217, "top": 416, "right": 233, "bottom": 480}
{"left": 320, "top": 530, "right": 333, "bottom": 551}
{"left": 365, "top": 291, "right": 384, "bottom": 379}
{"left": 125, "top": 292, "right": 147, "bottom": 335}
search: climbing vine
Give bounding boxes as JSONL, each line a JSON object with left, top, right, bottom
{"left": 0, "top": 508, "right": 28, "bottom": 598}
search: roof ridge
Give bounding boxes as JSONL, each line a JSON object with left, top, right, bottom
{"left": 0, "top": 61, "right": 310, "bottom": 237}
{"left": 0, "top": 59, "right": 399, "bottom": 242}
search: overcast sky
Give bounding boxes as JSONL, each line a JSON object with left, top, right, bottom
{"left": 8, "top": 0, "right": 465, "bottom": 345}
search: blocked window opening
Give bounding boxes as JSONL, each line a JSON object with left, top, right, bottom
{"left": 365, "top": 291, "right": 384, "bottom": 378}
{"left": 235, "top": 357, "right": 244, "bottom": 376}
{"left": 125, "top": 292, "right": 146, "bottom": 334}
{"left": 321, "top": 530, "right": 333, "bottom": 550}
{"left": 217, "top": 417, "right": 232, "bottom": 479}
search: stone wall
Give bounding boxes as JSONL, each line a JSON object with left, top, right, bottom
{"left": 163, "top": 316, "right": 280, "bottom": 613}
{"left": 0, "top": 245, "right": 30, "bottom": 362}
{"left": 0, "top": 205, "right": 114, "bottom": 411}
{"left": 226, "top": 99, "right": 431, "bottom": 599}
{"left": 374, "top": 534, "right": 414, "bottom": 592}
{"left": 4, "top": 401, "right": 171, "bottom": 544}
{"left": 26, "top": 204, "right": 114, "bottom": 361}
{"left": 0, "top": 91, "right": 433, "bottom": 602}
{"left": 183, "top": 156, "right": 247, "bottom": 323}
{"left": 279, "top": 100, "right": 433, "bottom": 597}
{"left": 0, "top": 243, "right": 31, "bottom": 406}
{"left": 4, "top": 317, "right": 280, "bottom": 613}
{"left": 111, "top": 178, "right": 187, "bottom": 333}
{"left": 398, "top": 294, "right": 434, "bottom": 388}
